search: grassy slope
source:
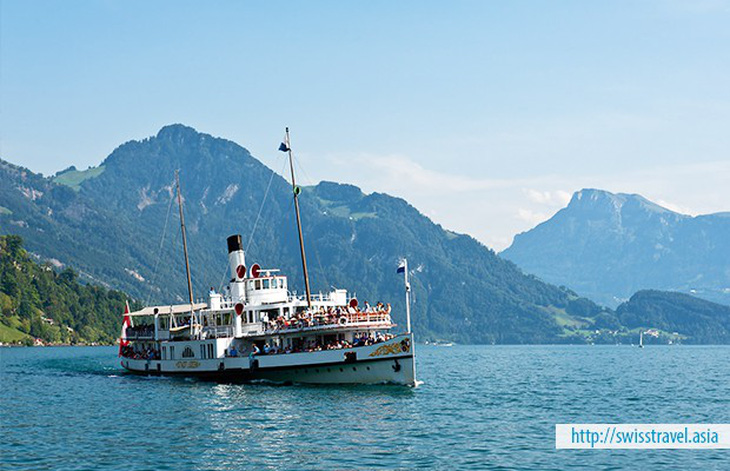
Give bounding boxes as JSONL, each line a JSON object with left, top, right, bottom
{"left": 53, "top": 166, "right": 106, "bottom": 191}
{"left": 0, "top": 322, "right": 30, "bottom": 343}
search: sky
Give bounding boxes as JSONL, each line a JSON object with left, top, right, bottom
{"left": 1, "top": 0, "right": 729, "bottom": 250}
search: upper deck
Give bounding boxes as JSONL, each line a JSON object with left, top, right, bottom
{"left": 124, "top": 293, "right": 393, "bottom": 342}
{"left": 123, "top": 233, "right": 394, "bottom": 343}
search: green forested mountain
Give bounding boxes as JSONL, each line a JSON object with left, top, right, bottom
{"left": 0, "top": 235, "right": 133, "bottom": 344}
{"left": 1, "top": 125, "right": 728, "bottom": 344}
{"left": 616, "top": 290, "right": 730, "bottom": 344}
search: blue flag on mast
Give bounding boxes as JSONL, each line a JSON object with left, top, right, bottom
{"left": 278, "top": 142, "right": 289, "bottom": 152}
{"left": 397, "top": 261, "right": 406, "bottom": 274}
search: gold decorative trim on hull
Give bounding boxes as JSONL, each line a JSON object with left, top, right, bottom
{"left": 368, "top": 338, "right": 411, "bottom": 357}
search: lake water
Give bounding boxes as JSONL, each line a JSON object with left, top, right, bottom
{"left": 1, "top": 345, "right": 728, "bottom": 470}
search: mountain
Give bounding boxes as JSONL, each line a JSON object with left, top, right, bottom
{"left": 3, "top": 126, "right": 728, "bottom": 344}
{"left": 501, "top": 189, "right": 730, "bottom": 307}
{"left": 0, "top": 235, "right": 134, "bottom": 345}
{"left": 616, "top": 290, "right": 730, "bottom": 344}
{"left": 1, "top": 124, "right": 617, "bottom": 344}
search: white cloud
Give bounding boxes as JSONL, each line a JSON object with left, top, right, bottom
{"left": 654, "top": 199, "right": 695, "bottom": 215}
{"left": 308, "top": 152, "right": 730, "bottom": 252}
{"left": 516, "top": 208, "right": 549, "bottom": 225}
{"left": 524, "top": 189, "right": 572, "bottom": 207}
{"left": 329, "top": 153, "right": 519, "bottom": 194}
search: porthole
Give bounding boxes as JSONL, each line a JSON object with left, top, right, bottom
{"left": 339, "top": 368, "right": 343, "bottom": 372}
{"left": 352, "top": 367, "right": 356, "bottom": 371}
{"left": 366, "top": 366, "right": 371, "bottom": 371}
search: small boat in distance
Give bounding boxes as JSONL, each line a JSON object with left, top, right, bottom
{"left": 119, "top": 129, "right": 417, "bottom": 385}
{"left": 639, "top": 331, "right": 644, "bottom": 348}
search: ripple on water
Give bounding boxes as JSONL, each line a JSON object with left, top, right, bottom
{"left": 1, "top": 345, "right": 729, "bottom": 470}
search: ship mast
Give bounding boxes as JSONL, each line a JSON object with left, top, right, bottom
{"left": 284, "top": 128, "right": 312, "bottom": 308}
{"left": 175, "top": 170, "right": 195, "bottom": 311}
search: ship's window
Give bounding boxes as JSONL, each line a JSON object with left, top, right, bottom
{"left": 200, "top": 345, "right": 205, "bottom": 358}
{"left": 182, "top": 346, "right": 195, "bottom": 358}
{"left": 248, "top": 312, "right": 254, "bottom": 323}
{"left": 170, "top": 346, "right": 175, "bottom": 359}
{"left": 208, "top": 344, "right": 214, "bottom": 358}
{"left": 162, "top": 346, "right": 166, "bottom": 360}
{"left": 255, "top": 280, "right": 261, "bottom": 290}
{"left": 263, "top": 279, "right": 270, "bottom": 289}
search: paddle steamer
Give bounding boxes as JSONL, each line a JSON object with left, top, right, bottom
{"left": 119, "top": 129, "right": 416, "bottom": 385}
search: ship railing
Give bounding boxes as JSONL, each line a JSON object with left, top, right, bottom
{"left": 289, "top": 292, "right": 336, "bottom": 303}
{"left": 262, "top": 311, "right": 392, "bottom": 335}
{"left": 126, "top": 331, "right": 155, "bottom": 340}
{"left": 202, "top": 325, "right": 234, "bottom": 339}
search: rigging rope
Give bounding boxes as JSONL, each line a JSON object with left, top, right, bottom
{"left": 246, "top": 158, "right": 288, "bottom": 252}
{"left": 289, "top": 154, "right": 332, "bottom": 290}
{"left": 145, "top": 188, "right": 176, "bottom": 305}
{"left": 217, "top": 158, "right": 288, "bottom": 292}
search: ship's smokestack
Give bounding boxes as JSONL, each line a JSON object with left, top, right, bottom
{"left": 227, "top": 234, "right": 243, "bottom": 254}
{"left": 227, "top": 234, "right": 247, "bottom": 282}
{"left": 227, "top": 234, "right": 246, "bottom": 337}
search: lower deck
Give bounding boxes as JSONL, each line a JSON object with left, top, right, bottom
{"left": 121, "top": 332, "right": 416, "bottom": 386}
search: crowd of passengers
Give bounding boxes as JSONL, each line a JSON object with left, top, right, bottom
{"left": 266, "top": 302, "right": 391, "bottom": 331}
{"left": 126, "top": 323, "right": 154, "bottom": 338}
{"left": 120, "top": 344, "right": 160, "bottom": 360}
{"left": 226, "top": 332, "right": 395, "bottom": 357}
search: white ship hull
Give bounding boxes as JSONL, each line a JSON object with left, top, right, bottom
{"left": 121, "top": 333, "right": 416, "bottom": 386}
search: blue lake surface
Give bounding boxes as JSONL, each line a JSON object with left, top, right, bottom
{"left": 1, "top": 344, "right": 728, "bottom": 470}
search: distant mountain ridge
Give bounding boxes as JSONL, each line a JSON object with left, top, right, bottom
{"left": 1, "top": 124, "right": 606, "bottom": 344}
{"left": 2, "top": 125, "right": 730, "bottom": 344}
{"left": 502, "top": 188, "right": 730, "bottom": 307}
{"left": 617, "top": 290, "right": 730, "bottom": 344}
